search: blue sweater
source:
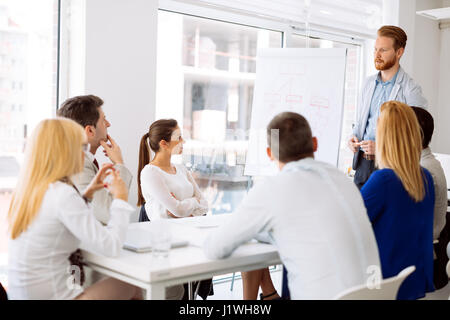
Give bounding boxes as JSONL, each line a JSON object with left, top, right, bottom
{"left": 361, "top": 168, "right": 435, "bottom": 300}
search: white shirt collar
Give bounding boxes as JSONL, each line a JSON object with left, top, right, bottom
{"left": 84, "top": 150, "right": 96, "bottom": 163}
{"left": 421, "top": 147, "right": 432, "bottom": 158}
{"left": 281, "top": 157, "right": 316, "bottom": 173}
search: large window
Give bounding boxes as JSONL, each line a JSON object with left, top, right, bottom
{"left": 156, "top": 9, "right": 365, "bottom": 215}
{"left": 156, "top": 10, "right": 283, "bottom": 215}
{"left": 0, "top": 0, "right": 59, "bottom": 288}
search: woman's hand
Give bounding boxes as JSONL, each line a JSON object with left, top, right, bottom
{"left": 106, "top": 168, "right": 128, "bottom": 202}
{"left": 166, "top": 192, "right": 193, "bottom": 218}
{"left": 83, "top": 163, "right": 114, "bottom": 200}
{"left": 167, "top": 193, "right": 179, "bottom": 218}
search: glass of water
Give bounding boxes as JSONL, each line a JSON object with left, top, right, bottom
{"left": 150, "top": 219, "right": 172, "bottom": 258}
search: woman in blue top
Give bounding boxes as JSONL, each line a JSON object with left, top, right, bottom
{"left": 360, "top": 101, "right": 435, "bottom": 300}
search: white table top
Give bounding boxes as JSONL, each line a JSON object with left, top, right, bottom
{"left": 81, "top": 215, "right": 281, "bottom": 285}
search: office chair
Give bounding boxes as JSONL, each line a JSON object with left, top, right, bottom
{"left": 138, "top": 203, "right": 150, "bottom": 222}
{"left": 334, "top": 265, "right": 416, "bottom": 300}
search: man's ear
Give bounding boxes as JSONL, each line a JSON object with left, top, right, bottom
{"left": 85, "top": 125, "right": 95, "bottom": 139}
{"left": 267, "top": 147, "right": 274, "bottom": 161}
{"left": 396, "top": 47, "right": 404, "bottom": 60}
{"left": 312, "top": 137, "right": 318, "bottom": 152}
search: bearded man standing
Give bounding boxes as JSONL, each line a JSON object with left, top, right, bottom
{"left": 348, "top": 25, "right": 428, "bottom": 189}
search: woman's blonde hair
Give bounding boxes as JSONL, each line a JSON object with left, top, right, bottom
{"left": 8, "top": 118, "right": 86, "bottom": 239}
{"left": 376, "top": 101, "right": 425, "bottom": 202}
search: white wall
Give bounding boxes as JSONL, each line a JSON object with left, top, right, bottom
{"left": 83, "top": 0, "right": 158, "bottom": 219}
{"left": 393, "top": 0, "right": 446, "bottom": 152}
{"left": 382, "top": 0, "right": 399, "bottom": 25}
{"left": 433, "top": 0, "right": 450, "bottom": 153}
{"left": 436, "top": 24, "right": 450, "bottom": 153}
{"left": 394, "top": 0, "right": 442, "bottom": 113}
{"left": 411, "top": 0, "right": 441, "bottom": 121}
{"left": 397, "top": 0, "right": 417, "bottom": 74}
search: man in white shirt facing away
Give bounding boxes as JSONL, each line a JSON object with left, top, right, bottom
{"left": 57, "top": 95, "right": 133, "bottom": 225}
{"left": 203, "top": 112, "right": 381, "bottom": 299}
{"left": 411, "top": 106, "right": 449, "bottom": 290}
{"left": 411, "top": 107, "right": 447, "bottom": 242}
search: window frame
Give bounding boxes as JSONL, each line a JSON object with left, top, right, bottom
{"left": 158, "top": 0, "right": 371, "bottom": 124}
{"left": 155, "top": 2, "right": 370, "bottom": 211}
{"left": 56, "top": 0, "right": 62, "bottom": 111}
{"left": 57, "top": 0, "right": 86, "bottom": 106}
{"left": 0, "top": 0, "right": 62, "bottom": 287}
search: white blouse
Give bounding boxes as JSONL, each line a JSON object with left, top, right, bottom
{"left": 140, "top": 163, "right": 208, "bottom": 220}
{"left": 7, "top": 181, "right": 134, "bottom": 300}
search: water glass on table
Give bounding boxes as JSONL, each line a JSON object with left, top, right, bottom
{"left": 150, "top": 219, "right": 172, "bottom": 258}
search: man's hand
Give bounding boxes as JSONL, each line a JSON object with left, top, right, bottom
{"left": 360, "top": 140, "right": 376, "bottom": 156}
{"left": 348, "top": 135, "right": 360, "bottom": 153}
{"left": 106, "top": 168, "right": 128, "bottom": 202}
{"left": 100, "top": 134, "right": 124, "bottom": 165}
{"left": 83, "top": 163, "right": 114, "bottom": 200}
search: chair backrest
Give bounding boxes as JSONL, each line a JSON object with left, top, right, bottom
{"left": 138, "top": 203, "right": 150, "bottom": 222}
{"left": 0, "top": 282, "right": 7, "bottom": 300}
{"left": 334, "top": 266, "right": 416, "bottom": 300}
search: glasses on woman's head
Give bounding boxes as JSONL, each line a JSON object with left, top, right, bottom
{"left": 82, "top": 143, "right": 90, "bottom": 152}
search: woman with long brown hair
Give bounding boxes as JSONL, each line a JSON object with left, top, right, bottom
{"left": 137, "top": 119, "right": 209, "bottom": 299}
{"left": 137, "top": 119, "right": 208, "bottom": 220}
{"left": 360, "top": 101, "right": 435, "bottom": 300}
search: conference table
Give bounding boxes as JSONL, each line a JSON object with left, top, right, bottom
{"left": 81, "top": 215, "right": 281, "bottom": 300}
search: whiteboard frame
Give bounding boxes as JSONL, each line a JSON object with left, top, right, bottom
{"left": 336, "top": 48, "right": 348, "bottom": 168}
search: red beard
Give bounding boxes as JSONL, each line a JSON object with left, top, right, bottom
{"left": 374, "top": 56, "right": 397, "bottom": 71}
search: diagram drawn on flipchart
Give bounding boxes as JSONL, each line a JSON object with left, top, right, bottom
{"left": 245, "top": 48, "right": 346, "bottom": 176}
{"left": 262, "top": 67, "right": 306, "bottom": 114}
{"left": 260, "top": 68, "right": 333, "bottom": 139}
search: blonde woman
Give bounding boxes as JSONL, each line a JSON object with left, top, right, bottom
{"left": 7, "top": 118, "right": 141, "bottom": 300}
{"left": 360, "top": 101, "right": 435, "bottom": 300}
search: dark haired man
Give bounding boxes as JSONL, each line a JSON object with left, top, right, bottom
{"left": 203, "top": 112, "right": 380, "bottom": 299}
{"left": 58, "top": 95, "right": 132, "bottom": 224}
{"left": 348, "top": 25, "right": 428, "bottom": 189}
{"left": 411, "top": 106, "right": 449, "bottom": 290}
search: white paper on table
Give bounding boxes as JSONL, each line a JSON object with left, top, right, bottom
{"left": 167, "top": 215, "right": 231, "bottom": 247}
{"left": 168, "top": 214, "right": 230, "bottom": 228}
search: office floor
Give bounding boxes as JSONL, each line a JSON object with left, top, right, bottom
{"left": 421, "top": 282, "right": 450, "bottom": 300}
{"left": 207, "top": 268, "right": 283, "bottom": 300}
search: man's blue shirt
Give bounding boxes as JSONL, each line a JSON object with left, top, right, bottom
{"left": 362, "top": 70, "right": 399, "bottom": 141}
